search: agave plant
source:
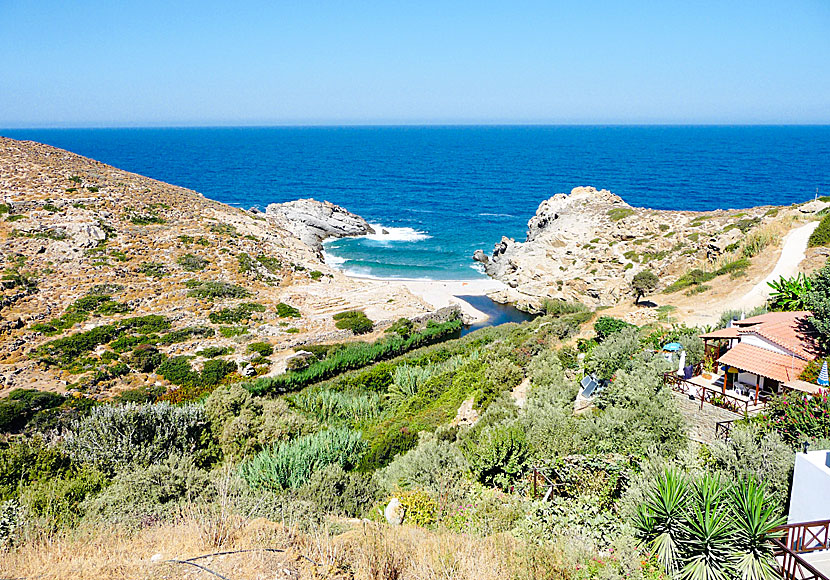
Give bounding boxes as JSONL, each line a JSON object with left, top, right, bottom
{"left": 633, "top": 468, "right": 690, "bottom": 576}
{"left": 680, "top": 475, "right": 735, "bottom": 580}
{"left": 767, "top": 272, "right": 812, "bottom": 311}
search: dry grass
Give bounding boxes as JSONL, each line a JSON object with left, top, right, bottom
{"left": 0, "top": 516, "right": 577, "bottom": 580}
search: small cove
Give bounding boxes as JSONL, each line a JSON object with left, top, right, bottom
{"left": 456, "top": 295, "right": 537, "bottom": 336}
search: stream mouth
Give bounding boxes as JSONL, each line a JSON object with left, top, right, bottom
{"left": 456, "top": 295, "right": 538, "bottom": 336}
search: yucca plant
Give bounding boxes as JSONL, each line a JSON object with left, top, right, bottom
{"left": 729, "top": 476, "right": 786, "bottom": 580}
{"left": 634, "top": 468, "right": 690, "bottom": 576}
{"left": 634, "top": 469, "right": 785, "bottom": 580}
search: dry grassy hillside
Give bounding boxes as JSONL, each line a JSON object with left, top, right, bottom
{"left": 0, "top": 137, "right": 430, "bottom": 396}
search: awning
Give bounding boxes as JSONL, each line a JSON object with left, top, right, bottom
{"left": 783, "top": 379, "right": 824, "bottom": 396}
{"left": 700, "top": 327, "right": 741, "bottom": 340}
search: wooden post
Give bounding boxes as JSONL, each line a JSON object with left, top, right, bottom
{"left": 532, "top": 467, "right": 537, "bottom": 498}
{"left": 755, "top": 380, "right": 759, "bottom": 405}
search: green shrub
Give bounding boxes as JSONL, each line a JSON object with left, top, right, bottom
{"left": 204, "top": 385, "right": 311, "bottom": 461}
{"left": 196, "top": 346, "right": 234, "bottom": 358}
{"left": 209, "top": 303, "right": 265, "bottom": 324}
{"left": 176, "top": 253, "right": 209, "bottom": 272}
{"left": 159, "top": 325, "right": 214, "bottom": 344}
{"left": 219, "top": 326, "right": 248, "bottom": 338}
{"left": 385, "top": 317, "right": 414, "bottom": 338}
{"left": 247, "top": 341, "right": 274, "bottom": 357}
{"left": 461, "top": 423, "right": 528, "bottom": 490}
{"left": 607, "top": 207, "right": 635, "bottom": 221}
{"left": 81, "top": 454, "right": 209, "bottom": 523}
{"left": 297, "top": 464, "right": 378, "bottom": 518}
{"left": 126, "top": 210, "right": 165, "bottom": 225}
{"left": 239, "top": 427, "right": 366, "bottom": 490}
{"left": 244, "top": 319, "right": 462, "bottom": 396}
{"left": 0, "top": 390, "right": 65, "bottom": 433}
{"left": 309, "top": 270, "right": 323, "bottom": 281}
{"left": 64, "top": 402, "right": 209, "bottom": 474}
{"left": 376, "top": 431, "right": 469, "bottom": 493}
{"left": 586, "top": 326, "right": 642, "bottom": 379}
{"left": 201, "top": 359, "right": 237, "bottom": 385}
{"left": 357, "top": 428, "right": 417, "bottom": 472}
{"left": 334, "top": 310, "right": 374, "bottom": 334}
{"left": 542, "top": 299, "right": 589, "bottom": 316}
{"left": 185, "top": 280, "right": 250, "bottom": 300}
{"left": 138, "top": 262, "right": 168, "bottom": 278}
{"left": 276, "top": 302, "right": 301, "bottom": 318}
{"left": 593, "top": 316, "right": 634, "bottom": 342}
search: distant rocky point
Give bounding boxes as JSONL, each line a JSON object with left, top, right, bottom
{"left": 474, "top": 186, "right": 809, "bottom": 311}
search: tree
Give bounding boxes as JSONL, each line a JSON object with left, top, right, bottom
{"left": 632, "top": 270, "right": 659, "bottom": 304}
{"left": 806, "top": 263, "right": 830, "bottom": 349}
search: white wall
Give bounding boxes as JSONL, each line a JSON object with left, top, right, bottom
{"left": 788, "top": 450, "right": 830, "bottom": 524}
{"left": 740, "top": 333, "right": 795, "bottom": 356}
{"left": 737, "top": 372, "right": 758, "bottom": 387}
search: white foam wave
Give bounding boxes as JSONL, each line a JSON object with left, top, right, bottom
{"left": 478, "top": 212, "right": 516, "bottom": 218}
{"left": 364, "top": 224, "right": 431, "bottom": 242}
{"left": 469, "top": 262, "right": 486, "bottom": 275}
{"left": 322, "top": 250, "right": 347, "bottom": 266}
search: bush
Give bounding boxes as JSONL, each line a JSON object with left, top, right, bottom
{"left": 81, "top": 454, "right": 210, "bottom": 523}
{"left": 63, "top": 402, "right": 209, "bottom": 474}
{"left": 185, "top": 280, "right": 250, "bottom": 300}
{"left": 757, "top": 388, "right": 830, "bottom": 445}
{"left": 0, "top": 390, "right": 64, "bottom": 433}
{"left": 247, "top": 341, "right": 274, "bottom": 357}
{"left": 542, "top": 299, "right": 589, "bottom": 317}
{"left": 586, "top": 326, "right": 642, "bottom": 379}
{"left": 291, "top": 387, "right": 381, "bottom": 425}
{"left": 276, "top": 303, "right": 301, "bottom": 318}
{"left": 197, "top": 346, "right": 234, "bottom": 358}
{"left": 209, "top": 303, "right": 265, "bottom": 324}
{"left": 376, "top": 431, "right": 469, "bottom": 493}
{"left": 238, "top": 427, "right": 366, "bottom": 490}
{"left": 204, "top": 384, "right": 311, "bottom": 461}
{"left": 245, "top": 319, "right": 462, "bottom": 396}
{"left": 297, "top": 464, "right": 378, "bottom": 518}
{"left": 138, "top": 262, "right": 168, "bottom": 278}
{"left": 809, "top": 213, "right": 830, "bottom": 247}
{"left": 608, "top": 208, "right": 635, "bottom": 221}
{"left": 334, "top": 310, "right": 374, "bottom": 334}
{"left": 461, "top": 422, "right": 528, "bottom": 490}
{"left": 177, "top": 253, "right": 209, "bottom": 272}
{"left": 125, "top": 344, "right": 163, "bottom": 372}
{"left": 385, "top": 318, "right": 414, "bottom": 338}
{"left": 398, "top": 489, "right": 439, "bottom": 527}
{"left": 593, "top": 316, "right": 634, "bottom": 342}
{"left": 159, "top": 325, "right": 214, "bottom": 344}
{"left": 358, "top": 428, "right": 418, "bottom": 472}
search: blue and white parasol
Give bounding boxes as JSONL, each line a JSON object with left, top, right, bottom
{"left": 817, "top": 360, "right": 829, "bottom": 387}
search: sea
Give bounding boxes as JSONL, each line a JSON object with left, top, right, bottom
{"left": 3, "top": 126, "right": 829, "bottom": 280}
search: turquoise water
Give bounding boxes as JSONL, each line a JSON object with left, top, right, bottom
{"left": 3, "top": 126, "right": 829, "bottom": 279}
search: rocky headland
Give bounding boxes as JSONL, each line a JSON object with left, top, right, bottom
{"left": 0, "top": 137, "right": 441, "bottom": 395}
{"left": 474, "top": 186, "right": 821, "bottom": 312}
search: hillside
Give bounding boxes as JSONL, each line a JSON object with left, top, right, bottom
{"left": 0, "top": 137, "right": 435, "bottom": 396}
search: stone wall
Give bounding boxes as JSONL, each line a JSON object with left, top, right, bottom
{"left": 672, "top": 391, "right": 741, "bottom": 444}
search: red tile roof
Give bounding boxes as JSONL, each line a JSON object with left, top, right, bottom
{"left": 700, "top": 327, "right": 741, "bottom": 339}
{"left": 718, "top": 343, "right": 809, "bottom": 383}
{"left": 735, "top": 311, "right": 819, "bottom": 360}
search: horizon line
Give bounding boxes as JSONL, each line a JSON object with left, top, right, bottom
{"left": 3, "top": 121, "right": 830, "bottom": 131}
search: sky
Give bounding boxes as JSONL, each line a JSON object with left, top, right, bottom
{"left": 1, "top": 0, "right": 828, "bottom": 127}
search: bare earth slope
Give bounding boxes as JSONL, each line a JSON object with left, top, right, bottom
{"left": 0, "top": 137, "right": 434, "bottom": 395}
{"left": 475, "top": 186, "right": 821, "bottom": 314}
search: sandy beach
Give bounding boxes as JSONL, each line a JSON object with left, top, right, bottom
{"left": 346, "top": 275, "right": 508, "bottom": 323}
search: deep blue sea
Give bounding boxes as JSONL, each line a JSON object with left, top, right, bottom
{"left": 2, "top": 126, "right": 829, "bottom": 279}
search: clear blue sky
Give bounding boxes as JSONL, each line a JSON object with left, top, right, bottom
{"left": 1, "top": 0, "right": 828, "bottom": 127}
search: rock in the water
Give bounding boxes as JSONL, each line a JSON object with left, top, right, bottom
{"left": 265, "top": 198, "right": 374, "bottom": 254}
{"left": 384, "top": 497, "right": 405, "bottom": 525}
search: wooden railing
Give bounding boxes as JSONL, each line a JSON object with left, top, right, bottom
{"left": 774, "top": 539, "right": 829, "bottom": 580}
{"left": 715, "top": 420, "right": 734, "bottom": 440}
{"left": 663, "top": 373, "right": 751, "bottom": 416}
{"left": 773, "top": 520, "right": 830, "bottom": 580}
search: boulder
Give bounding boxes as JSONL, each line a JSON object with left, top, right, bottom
{"left": 384, "top": 498, "right": 405, "bottom": 525}
{"left": 265, "top": 199, "right": 374, "bottom": 254}
{"left": 708, "top": 228, "right": 743, "bottom": 255}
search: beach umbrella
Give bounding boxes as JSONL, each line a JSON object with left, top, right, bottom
{"left": 663, "top": 342, "right": 682, "bottom": 352}
{"left": 677, "top": 350, "right": 686, "bottom": 376}
{"left": 818, "top": 360, "right": 829, "bottom": 386}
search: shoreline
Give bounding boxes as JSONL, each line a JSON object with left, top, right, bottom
{"left": 345, "top": 273, "right": 508, "bottom": 323}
